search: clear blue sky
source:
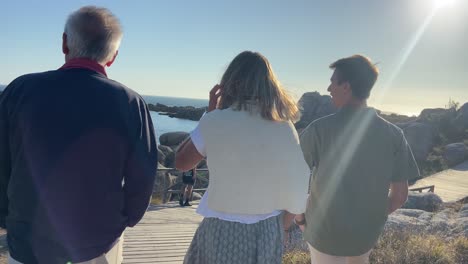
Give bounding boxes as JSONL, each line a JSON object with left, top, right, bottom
{"left": 1, "top": 0, "right": 467, "bottom": 115}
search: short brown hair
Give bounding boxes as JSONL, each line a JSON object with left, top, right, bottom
{"left": 329, "top": 55, "right": 379, "bottom": 100}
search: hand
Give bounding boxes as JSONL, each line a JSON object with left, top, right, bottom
{"left": 294, "top": 214, "right": 306, "bottom": 232}
{"left": 208, "top": 84, "right": 222, "bottom": 112}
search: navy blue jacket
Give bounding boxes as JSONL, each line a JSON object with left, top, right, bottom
{"left": 0, "top": 67, "right": 158, "bottom": 263}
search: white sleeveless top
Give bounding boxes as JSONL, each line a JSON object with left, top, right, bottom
{"left": 191, "top": 107, "right": 310, "bottom": 215}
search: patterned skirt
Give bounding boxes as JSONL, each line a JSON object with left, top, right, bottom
{"left": 183, "top": 215, "right": 284, "bottom": 264}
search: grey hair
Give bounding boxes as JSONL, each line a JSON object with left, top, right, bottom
{"left": 64, "top": 6, "right": 123, "bottom": 64}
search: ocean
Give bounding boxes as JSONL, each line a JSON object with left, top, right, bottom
{"left": 143, "top": 95, "right": 208, "bottom": 138}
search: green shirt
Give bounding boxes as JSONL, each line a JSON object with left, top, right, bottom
{"left": 300, "top": 107, "right": 419, "bottom": 256}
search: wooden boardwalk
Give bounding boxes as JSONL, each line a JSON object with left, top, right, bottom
{"left": 123, "top": 202, "right": 202, "bottom": 264}
{"left": 410, "top": 160, "right": 468, "bottom": 202}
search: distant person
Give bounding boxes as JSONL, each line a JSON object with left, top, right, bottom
{"left": 295, "top": 55, "right": 420, "bottom": 264}
{"left": 0, "top": 6, "right": 158, "bottom": 264}
{"left": 180, "top": 167, "right": 197, "bottom": 207}
{"left": 175, "top": 51, "right": 310, "bottom": 264}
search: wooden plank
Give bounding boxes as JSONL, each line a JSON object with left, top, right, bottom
{"left": 410, "top": 160, "right": 468, "bottom": 202}
{"left": 123, "top": 201, "right": 201, "bottom": 264}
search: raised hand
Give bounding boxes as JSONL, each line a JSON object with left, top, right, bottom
{"left": 208, "top": 84, "right": 222, "bottom": 112}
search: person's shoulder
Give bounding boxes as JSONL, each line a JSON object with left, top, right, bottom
{"left": 2, "top": 70, "right": 58, "bottom": 95}
{"left": 10, "top": 70, "right": 59, "bottom": 85}
{"left": 375, "top": 114, "right": 404, "bottom": 134}
{"left": 303, "top": 112, "right": 338, "bottom": 131}
{"left": 103, "top": 78, "right": 147, "bottom": 104}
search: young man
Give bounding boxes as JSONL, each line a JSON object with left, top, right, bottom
{"left": 0, "top": 6, "right": 158, "bottom": 264}
{"left": 296, "top": 55, "right": 419, "bottom": 264}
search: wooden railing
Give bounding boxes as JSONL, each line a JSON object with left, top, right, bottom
{"left": 158, "top": 168, "right": 435, "bottom": 203}
{"left": 158, "top": 168, "right": 209, "bottom": 203}
{"left": 409, "top": 185, "right": 435, "bottom": 193}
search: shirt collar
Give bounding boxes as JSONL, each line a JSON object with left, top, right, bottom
{"left": 59, "top": 58, "right": 107, "bottom": 77}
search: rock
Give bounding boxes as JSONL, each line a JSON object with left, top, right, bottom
{"left": 385, "top": 212, "right": 428, "bottom": 232}
{"left": 458, "top": 204, "right": 468, "bottom": 218}
{"left": 419, "top": 108, "right": 447, "bottom": 120}
{"left": 158, "top": 145, "right": 174, "bottom": 157}
{"left": 454, "top": 102, "right": 468, "bottom": 131}
{"left": 397, "top": 122, "right": 435, "bottom": 162}
{"left": 191, "top": 192, "right": 203, "bottom": 201}
{"left": 148, "top": 103, "right": 205, "bottom": 121}
{"left": 402, "top": 192, "right": 443, "bottom": 212}
{"left": 295, "top": 92, "right": 337, "bottom": 129}
{"left": 426, "top": 209, "right": 453, "bottom": 234}
{"left": 443, "top": 143, "right": 468, "bottom": 167}
{"left": 385, "top": 206, "right": 468, "bottom": 238}
{"left": 158, "top": 145, "right": 175, "bottom": 168}
{"left": 157, "top": 148, "right": 166, "bottom": 165}
{"left": 396, "top": 208, "right": 426, "bottom": 218}
{"left": 159, "top": 132, "right": 189, "bottom": 147}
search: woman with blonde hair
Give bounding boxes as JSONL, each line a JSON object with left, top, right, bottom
{"left": 175, "top": 51, "right": 310, "bottom": 264}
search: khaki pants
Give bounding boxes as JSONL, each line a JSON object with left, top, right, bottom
{"left": 308, "top": 243, "right": 371, "bottom": 264}
{"left": 8, "top": 235, "right": 124, "bottom": 264}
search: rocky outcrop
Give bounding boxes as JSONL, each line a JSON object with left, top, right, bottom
{"left": 295, "top": 92, "right": 337, "bottom": 129}
{"left": 419, "top": 108, "right": 447, "bottom": 121}
{"left": 159, "top": 132, "right": 189, "bottom": 147}
{"left": 402, "top": 192, "right": 443, "bottom": 212}
{"left": 158, "top": 145, "right": 175, "bottom": 168}
{"left": 385, "top": 205, "right": 468, "bottom": 237}
{"left": 444, "top": 143, "right": 468, "bottom": 167}
{"left": 148, "top": 103, "right": 205, "bottom": 121}
{"left": 454, "top": 102, "right": 468, "bottom": 132}
{"left": 152, "top": 164, "right": 179, "bottom": 201}
{"left": 396, "top": 122, "right": 436, "bottom": 162}
{"left": 284, "top": 202, "right": 468, "bottom": 253}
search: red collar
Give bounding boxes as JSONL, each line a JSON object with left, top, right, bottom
{"left": 60, "top": 58, "right": 107, "bottom": 77}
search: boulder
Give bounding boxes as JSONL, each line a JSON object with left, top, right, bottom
{"left": 402, "top": 192, "right": 443, "bottom": 212}
{"left": 159, "top": 132, "right": 189, "bottom": 147}
{"left": 148, "top": 103, "right": 206, "bottom": 121}
{"left": 295, "top": 92, "right": 337, "bottom": 129}
{"left": 191, "top": 192, "right": 203, "bottom": 201}
{"left": 454, "top": 102, "right": 468, "bottom": 132}
{"left": 157, "top": 148, "right": 166, "bottom": 165}
{"left": 158, "top": 145, "right": 176, "bottom": 168}
{"left": 419, "top": 108, "right": 447, "bottom": 121}
{"left": 443, "top": 142, "right": 468, "bottom": 167}
{"left": 397, "top": 122, "right": 435, "bottom": 162}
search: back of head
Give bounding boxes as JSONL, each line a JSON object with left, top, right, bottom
{"left": 64, "top": 6, "right": 122, "bottom": 64}
{"left": 219, "top": 51, "right": 299, "bottom": 122}
{"left": 329, "top": 55, "right": 379, "bottom": 100}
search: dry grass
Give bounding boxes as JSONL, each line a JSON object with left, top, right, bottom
{"left": 283, "top": 250, "right": 310, "bottom": 264}
{"left": 282, "top": 231, "right": 468, "bottom": 264}
{"left": 150, "top": 195, "right": 163, "bottom": 205}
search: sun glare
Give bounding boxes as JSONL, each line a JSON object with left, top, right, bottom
{"left": 434, "top": 0, "right": 456, "bottom": 9}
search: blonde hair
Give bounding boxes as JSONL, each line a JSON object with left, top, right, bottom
{"left": 219, "top": 51, "right": 299, "bottom": 122}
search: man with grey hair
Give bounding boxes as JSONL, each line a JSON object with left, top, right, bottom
{"left": 0, "top": 6, "right": 158, "bottom": 264}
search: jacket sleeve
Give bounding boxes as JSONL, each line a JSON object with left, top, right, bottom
{"left": 124, "top": 97, "right": 158, "bottom": 227}
{"left": 0, "top": 87, "right": 12, "bottom": 229}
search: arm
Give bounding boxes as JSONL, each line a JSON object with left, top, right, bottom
{"left": 124, "top": 99, "right": 158, "bottom": 227}
{"left": 175, "top": 139, "right": 204, "bottom": 171}
{"left": 175, "top": 84, "right": 220, "bottom": 171}
{"left": 387, "top": 180, "right": 408, "bottom": 214}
